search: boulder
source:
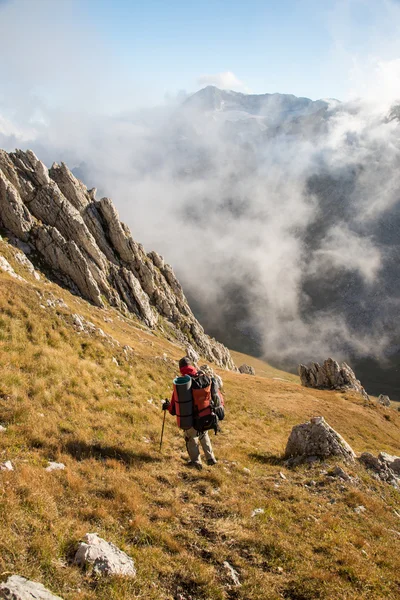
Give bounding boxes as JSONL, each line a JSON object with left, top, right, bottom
{"left": 74, "top": 533, "right": 136, "bottom": 577}
{"left": 378, "top": 394, "right": 391, "bottom": 407}
{"left": 0, "top": 575, "right": 63, "bottom": 599}
{"left": 298, "top": 358, "right": 369, "bottom": 401}
{"left": 0, "top": 257, "right": 25, "bottom": 281}
{"left": 285, "top": 416, "right": 356, "bottom": 464}
{"left": 359, "top": 452, "right": 399, "bottom": 488}
{"left": 238, "top": 364, "right": 256, "bottom": 376}
{"left": 378, "top": 452, "right": 400, "bottom": 475}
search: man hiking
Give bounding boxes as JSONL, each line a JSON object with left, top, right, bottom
{"left": 163, "top": 357, "right": 222, "bottom": 471}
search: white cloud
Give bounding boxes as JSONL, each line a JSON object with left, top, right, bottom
{"left": 197, "top": 71, "right": 248, "bottom": 92}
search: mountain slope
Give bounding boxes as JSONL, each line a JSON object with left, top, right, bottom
{"left": 0, "top": 148, "right": 234, "bottom": 370}
{"left": 0, "top": 237, "right": 399, "bottom": 600}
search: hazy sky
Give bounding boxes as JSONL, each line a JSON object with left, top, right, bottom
{"left": 1, "top": 0, "right": 400, "bottom": 114}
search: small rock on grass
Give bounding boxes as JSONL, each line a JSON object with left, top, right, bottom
{"left": 0, "top": 460, "right": 14, "bottom": 471}
{"left": 354, "top": 505, "right": 366, "bottom": 514}
{"left": 0, "top": 425, "right": 7, "bottom": 432}
{"left": 45, "top": 462, "right": 66, "bottom": 472}
{"left": 74, "top": 533, "right": 136, "bottom": 577}
{"left": 223, "top": 561, "right": 241, "bottom": 587}
{"left": 251, "top": 508, "right": 264, "bottom": 517}
{"left": 0, "top": 575, "right": 64, "bottom": 599}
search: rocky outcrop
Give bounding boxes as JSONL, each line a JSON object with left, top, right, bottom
{"left": 0, "top": 575, "right": 63, "bottom": 599}
{"left": 238, "top": 364, "right": 255, "bottom": 375}
{"left": 74, "top": 533, "right": 136, "bottom": 577}
{"left": 359, "top": 452, "right": 400, "bottom": 488}
{"left": 299, "top": 358, "right": 368, "bottom": 400}
{"left": 378, "top": 394, "right": 391, "bottom": 407}
{"left": 0, "top": 149, "right": 235, "bottom": 369}
{"left": 285, "top": 416, "right": 356, "bottom": 464}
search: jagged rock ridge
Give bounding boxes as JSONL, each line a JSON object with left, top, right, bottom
{"left": 0, "top": 149, "right": 234, "bottom": 369}
{"left": 299, "top": 358, "right": 369, "bottom": 401}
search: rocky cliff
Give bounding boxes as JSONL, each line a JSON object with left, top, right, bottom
{"left": 0, "top": 149, "right": 234, "bottom": 369}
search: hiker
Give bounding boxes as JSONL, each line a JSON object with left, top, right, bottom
{"left": 163, "top": 357, "right": 223, "bottom": 471}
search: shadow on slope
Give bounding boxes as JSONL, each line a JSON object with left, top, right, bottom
{"left": 64, "top": 439, "right": 161, "bottom": 466}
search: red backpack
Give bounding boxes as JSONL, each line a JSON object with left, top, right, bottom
{"left": 191, "top": 372, "right": 225, "bottom": 433}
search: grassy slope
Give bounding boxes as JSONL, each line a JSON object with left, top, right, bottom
{"left": 0, "top": 239, "right": 400, "bottom": 600}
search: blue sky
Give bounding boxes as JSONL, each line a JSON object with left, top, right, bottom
{"left": 1, "top": 0, "right": 400, "bottom": 112}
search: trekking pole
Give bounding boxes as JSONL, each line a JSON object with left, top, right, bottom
{"left": 159, "top": 406, "right": 167, "bottom": 452}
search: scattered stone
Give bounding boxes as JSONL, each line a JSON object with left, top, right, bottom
{"left": 279, "top": 471, "right": 287, "bottom": 480}
{"left": 0, "top": 425, "right": 7, "bottom": 432}
{"left": 238, "top": 364, "right": 256, "bottom": 376}
{"left": 354, "top": 505, "right": 366, "bottom": 514}
{"left": 298, "top": 358, "right": 369, "bottom": 400}
{"left": 243, "top": 467, "right": 251, "bottom": 474}
{"left": 45, "top": 462, "right": 66, "bottom": 472}
{"left": 0, "top": 575, "right": 64, "bottom": 599}
{"left": 74, "top": 533, "right": 136, "bottom": 577}
{"left": 223, "top": 561, "right": 241, "bottom": 587}
{"left": 359, "top": 452, "right": 400, "bottom": 488}
{"left": 328, "top": 465, "right": 352, "bottom": 481}
{"left": 72, "top": 314, "right": 84, "bottom": 331}
{"left": 14, "top": 251, "right": 40, "bottom": 280}
{"left": 251, "top": 508, "right": 264, "bottom": 517}
{"left": 0, "top": 256, "right": 25, "bottom": 281}
{"left": 112, "top": 357, "right": 119, "bottom": 366}
{"left": 285, "top": 416, "right": 356, "bottom": 465}
{"left": 186, "top": 345, "right": 200, "bottom": 365}
{"left": 378, "top": 394, "right": 391, "bottom": 407}
{"left": 0, "top": 460, "right": 14, "bottom": 471}
{"left": 378, "top": 452, "right": 400, "bottom": 475}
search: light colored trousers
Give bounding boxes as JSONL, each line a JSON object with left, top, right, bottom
{"left": 184, "top": 427, "right": 215, "bottom": 465}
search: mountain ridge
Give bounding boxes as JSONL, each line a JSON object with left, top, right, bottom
{"left": 0, "top": 148, "right": 235, "bottom": 370}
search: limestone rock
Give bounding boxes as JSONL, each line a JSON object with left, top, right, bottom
{"left": 0, "top": 460, "right": 14, "bottom": 471}
{"left": 0, "top": 575, "right": 63, "bottom": 600}
{"left": 74, "top": 533, "right": 136, "bottom": 577}
{"left": 299, "top": 358, "right": 368, "bottom": 400}
{"left": 0, "top": 257, "right": 25, "bottom": 281}
{"left": 14, "top": 252, "right": 40, "bottom": 280}
{"left": 45, "top": 462, "right": 66, "bottom": 472}
{"left": 378, "top": 394, "right": 391, "bottom": 407}
{"left": 0, "top": 171, "right": 33, "bottom": 241}
{"left": 378, "top": 452, "right": 400, "bottom": 475}
{"left": 238, "top": 364, "right": 256, "bottom": 375}
{"left": 0, "top": 148, "right": 235, "bottom": 369}
{"left": 223, "top": 561, "right": 241, "bottom": 587}
{"left": 285, "top": 416, "right": 356, "bottom": 464}
{"left": 49, "top": 162, "right": 90, "bottom": 212}
{"left": 359, "top": 452, "right": 399, "bottom": 488}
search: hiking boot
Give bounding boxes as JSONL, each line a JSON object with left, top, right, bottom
{"left": 207, "top": 458, "right": 218, "bottom": 466}
{"left": 187, "top": 461, "right": 203, "bottom": 471}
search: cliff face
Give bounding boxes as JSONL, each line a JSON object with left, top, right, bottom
{"left": 0, "top": 149, "right": 234, "bottom": 369}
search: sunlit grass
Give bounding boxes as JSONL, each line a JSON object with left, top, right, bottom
{"left": 0, "top": 244, "right": 400, "bottom": 599}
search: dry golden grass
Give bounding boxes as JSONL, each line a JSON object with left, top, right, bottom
{"left": 0, "top": 240, "right": 400, "bottom": 600}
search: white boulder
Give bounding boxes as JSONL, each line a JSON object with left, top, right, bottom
{"left": 0, "top": 575, "right": 63, "bottom": 599}
{"left": 74, "top": 533, "right": 136, "bottom": 577}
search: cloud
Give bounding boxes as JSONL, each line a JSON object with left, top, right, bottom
{"left": 197, "top": 71, "right": 248, "bottom": 92}
{"left": 1, "top": 0, "right": 400, "bottom": 390}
